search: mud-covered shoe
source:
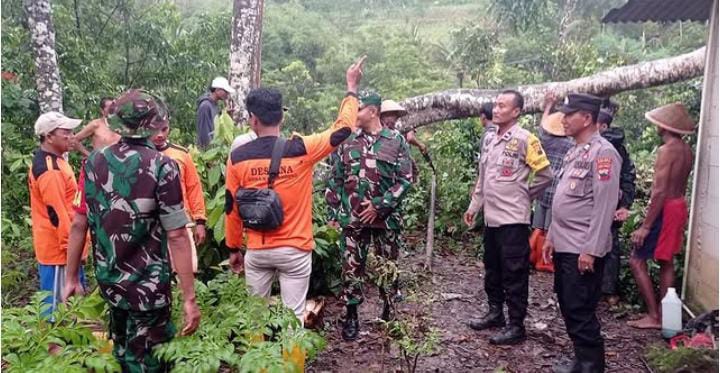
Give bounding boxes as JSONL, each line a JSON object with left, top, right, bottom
{"left": 489, "top": 325, "right": 526, "bottom": 345}
{"left": 467, "top": 304, "right": 505, "bottom": 331}
{"left": 342, "top": 317, "right": 359, "bottom": 341}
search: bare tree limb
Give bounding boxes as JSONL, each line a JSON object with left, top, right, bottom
{"left": 399, "top": 47, "right": 706, "bottom": 130}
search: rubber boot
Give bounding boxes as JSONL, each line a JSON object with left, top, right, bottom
{"left": 467, "top": 304, "right": 505, "bottom": 331}
{"left": 489, "top": 323, "right": 526, "bottom": 345}
{"left": 342, "top": 305, "right": 359, "bottom": 341}
{"left": 552, "top": 358, "right": 580, "bottom": 373}
{"left": 576, "top": 345, "right": 605, "bottom": 373}
{"left": 380, "top": 300, "right": 394, "bottom": 321}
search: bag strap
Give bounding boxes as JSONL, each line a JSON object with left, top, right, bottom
{"left": 268, "top": 136, "right": 286, "bottom": 189}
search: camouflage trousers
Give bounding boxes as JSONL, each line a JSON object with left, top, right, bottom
{"left": 340, "top": 227, "right": 401, "bottom": 306}
{"left": 109, "top": 306, "right": 175, "bottom": 373}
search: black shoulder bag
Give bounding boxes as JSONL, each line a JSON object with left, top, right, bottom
{"left": 235, "top": 137, "right": 286, "bottom": 231}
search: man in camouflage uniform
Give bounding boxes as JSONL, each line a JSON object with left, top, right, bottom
{"left": 325, "top": 91, "right": 414, "bottom": 341}
{"left": 64, "top": 89, "right": 201, "bottom": 372}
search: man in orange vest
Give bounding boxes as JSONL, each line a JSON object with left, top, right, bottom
{"left": 150, "top": 121, "right": 207, "bottom": 271}
{"left": 28, "top": 111, "right": 87, "bottom": 316}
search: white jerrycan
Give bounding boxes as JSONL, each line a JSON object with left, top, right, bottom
{"left": 661, "top": 287, "right": 683, "bottom": 338}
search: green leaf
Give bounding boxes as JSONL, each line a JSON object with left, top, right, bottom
{"left": 207, "top": 206, "right": 224, "bottom": 228}
{"left": 208, "top": 166, "right": 221, "bottom": 187}
{"left": 213, "top": 217, "right": 225, "bottom": 243}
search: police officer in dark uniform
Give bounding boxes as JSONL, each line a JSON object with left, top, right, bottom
{"left": 543, "top": 94, "right": 621, "bottom": 373}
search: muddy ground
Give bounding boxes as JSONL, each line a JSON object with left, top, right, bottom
{"left": 308, "top": 246, "right": 660, "bottom": 372}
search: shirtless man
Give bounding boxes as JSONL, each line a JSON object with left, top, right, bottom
{"left": 73, "top": 97, "right": 119, "bottom": 155}
{"left": 628, "top": 103, "right": 695, "bottom": 329}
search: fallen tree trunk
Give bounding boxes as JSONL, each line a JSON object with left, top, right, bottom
{"left": 399, "top": 47, "right": 706, "bottom": 130}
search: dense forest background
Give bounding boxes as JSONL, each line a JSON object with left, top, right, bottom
{"left": 1, "top": 0, "right": 708, "bottom": 307}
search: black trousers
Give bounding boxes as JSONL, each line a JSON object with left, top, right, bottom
{"left": 601, "top": 225, "right": 621, "bottom": 295}
{"left": 483, "top": 224, "right": 530, "bottom": 326}
{"left": 554, "top": 253, "right": 606, "bottom": 371}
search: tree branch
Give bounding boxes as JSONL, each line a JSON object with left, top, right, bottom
{"left": 96, "top": 1, "right": 121, "bottom": 40}
{"left": 399, "top": 47, "right": 706, "bottom": 130}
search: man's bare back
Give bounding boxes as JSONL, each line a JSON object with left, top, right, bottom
{"left": 655, "top": 137, "right": 692, "bottom": 198}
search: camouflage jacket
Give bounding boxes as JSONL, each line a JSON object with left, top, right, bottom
{"left": 84, "top": 138, "right": 188, "bottom": 311}
{"left": 325, "top": 127, "right": 413, "bottom": 230}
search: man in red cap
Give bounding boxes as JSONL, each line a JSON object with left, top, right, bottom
{"left": 628, "top": 103, "right": 695, "bottom": 330}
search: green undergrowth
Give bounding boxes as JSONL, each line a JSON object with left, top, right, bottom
{"left": 1, "top": 273, "right": 326, "bottom": 373}
{"left": 645, "top": 344, "right": 718, "bottom": 373}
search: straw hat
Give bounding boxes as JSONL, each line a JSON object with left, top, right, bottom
{"left": 380, "top": 100, "right": 408, "bottom": 116}
{"left": 541, "top": 112, "right": 566, "bottom": 137}
{"left": 645, "top": 103, "right": 696, "bottom": 135}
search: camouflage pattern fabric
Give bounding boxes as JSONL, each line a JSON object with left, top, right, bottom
{"left": 325, "top": 127, "right": 414, "bottom": 230}
{"left": 84, "top": 137, "right": 188, "bottom": 311}
{"left": 341, "top": 227, "right": 400, "bottom": 306}
{"left": 109, "top": 89, "right": 169, "bottom": 139}
{"left": 358, "top": 90, "right": 382, "bottom": 108}
{"left": 109, "top": 306, "right": 175, "bottom": 373}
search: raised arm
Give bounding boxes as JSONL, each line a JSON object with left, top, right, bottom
{"left": 301, "top": 56, "right": 366, "bottom": 163}
{"left": 540, "top": 91, "right": 558, "bottom": 127}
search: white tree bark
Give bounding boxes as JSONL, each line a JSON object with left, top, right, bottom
{"left": 25, "top": 0, "right": 63, "bottom": 113}
{"left": 229, "top": 0, "right": 264, "bottom": 125}
{"left": 399, "top": 47, "right": 707, "bottom": 130}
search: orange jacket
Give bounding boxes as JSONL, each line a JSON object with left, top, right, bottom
{"left": 160, "top": 143, "right": 207, "bottom": 223}
{"left": 225, "top": 95, "right": 358, "bottom": 251}
{"left": 28, "top": 150, "right": 77, "bottom": 265}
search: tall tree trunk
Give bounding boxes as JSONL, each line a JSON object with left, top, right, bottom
{"left": 399, "top": 47, "right": 706, "bottom": 130}
{"left": 25, "top": 0, "right": 63, "bottom": 113}
{"left": 229, "top": 0, "right": 264, "bottom": 125}
{"left": 558, "top": 0, "right": 579, "bottom": 43}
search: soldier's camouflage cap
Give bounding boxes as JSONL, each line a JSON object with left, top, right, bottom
{"left": 109, "top": 89, "right": 169, "bottom": 138}
{"left": 359, "top": 90, "right": 382, "bottom": 108}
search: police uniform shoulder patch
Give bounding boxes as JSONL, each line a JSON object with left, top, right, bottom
{"left": 597, "top": 157, "right": 612, "bottom": 181}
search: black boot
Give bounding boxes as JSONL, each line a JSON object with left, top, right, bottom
{"left": 467, "top": 304, "right": 505, "bottom": 331}
{"left": 342, "top": 305, "right": 359, "bottom": 341}
{"left": 575, "top": 345, "right": 605, "bottom": 373}
{"left": 489, "top": 324, "right": 526, "bottom": 345}
{"left": 552, "top": 358, "right": 580, "bottom": 373}
{"left": 380, "top": 300, "right": 394, "bottom": 321}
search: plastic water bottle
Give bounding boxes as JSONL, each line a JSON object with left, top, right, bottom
{"left": 661, "top": 287, "right": 683, "bottom": 338}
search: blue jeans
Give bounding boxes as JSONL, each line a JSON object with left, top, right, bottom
{"left": 38, "top": 264, "right": 87, "bottom": 318}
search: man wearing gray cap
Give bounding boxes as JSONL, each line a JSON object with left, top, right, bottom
{"left": 543, "top": 93, "right": 621, "bottom": 373}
